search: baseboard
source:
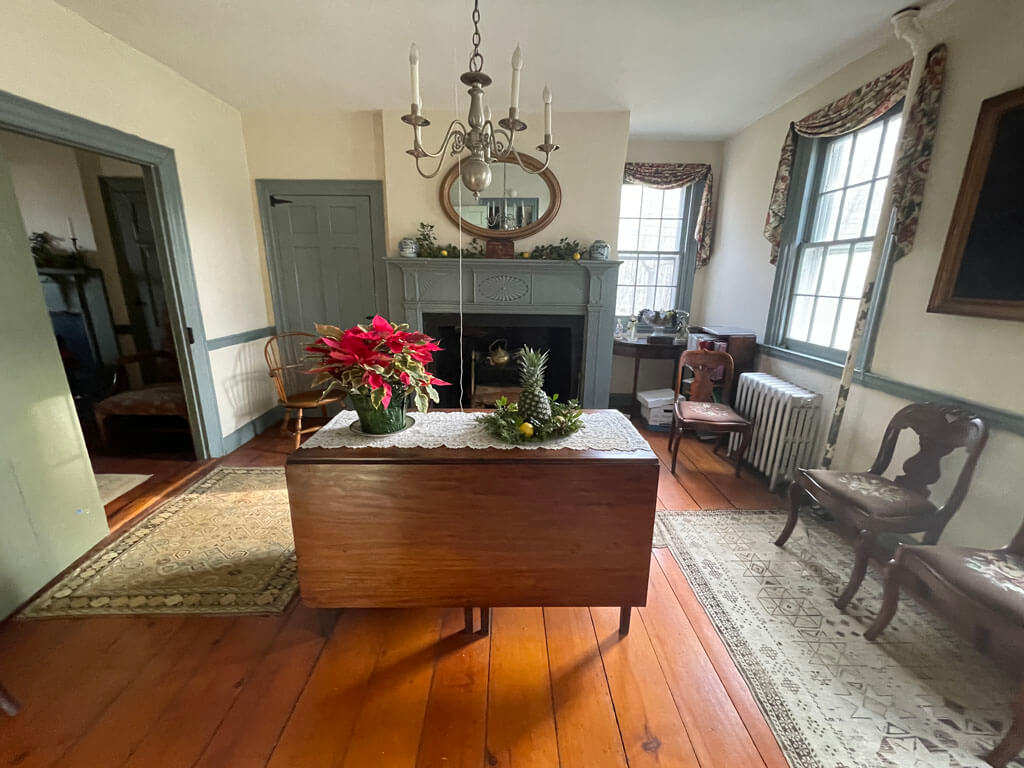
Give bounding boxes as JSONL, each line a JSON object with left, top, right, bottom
{"left": 220, "top": 405, "right": 284, "bottom": 455}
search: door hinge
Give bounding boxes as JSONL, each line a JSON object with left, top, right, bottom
{"left": 269, "top": 194, "right": 293, "bottom": 207}
{"left": 186, "top": 326, "right": 195, "bottom": 345}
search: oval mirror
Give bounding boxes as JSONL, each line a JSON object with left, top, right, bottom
{"left": 439, "top": 153, "right": 561, "bottom": 240}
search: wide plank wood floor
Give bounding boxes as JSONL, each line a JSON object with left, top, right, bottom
{"left": 0, "top": 420, "right": 787, "bottom": 768}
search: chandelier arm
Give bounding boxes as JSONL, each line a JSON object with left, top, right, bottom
{"left": 503, "top": 143, "right": 552, "bottom": 175}
{"left": 413, "top": 120, "right": 469, "bottom": 158}
{"left": 413, "top": 152, "right": 451, "bottom": 180}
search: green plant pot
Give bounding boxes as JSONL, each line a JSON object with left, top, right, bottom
{"left": 349, "top": 389, "right": 408, "bottom": 434}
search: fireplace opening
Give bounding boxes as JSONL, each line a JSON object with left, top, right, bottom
{"left": 422, "top": 313, "right": 585, "bottom": 408}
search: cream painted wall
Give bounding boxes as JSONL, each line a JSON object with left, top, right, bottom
{"left": 209, "top": 337, "right": 278, "bottom": 438}
{"left": 1, "top": 0, "right": 272, "bottom": 439}
{"left": 706, "top": 0, "right": 1024, "bottom": 546}
{"left": 612, "top": 138, "right": 725, "bottom": 396}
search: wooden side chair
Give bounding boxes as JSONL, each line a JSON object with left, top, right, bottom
{"left": 264, "top": 332, "right": 344, "bottom": 450}
{"left": 668, "top": 349, "right": 752, "bottom": 477}
{"left": 1, "top": 683, "right": 19, "bottom": 716}
{"left": 776, "top": 402, "right": 988, "bottom": 610}
{"left": 864, "top": 517, "right": 1024, "bottom": 767}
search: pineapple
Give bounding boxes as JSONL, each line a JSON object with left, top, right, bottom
{"left": 517, "top": 346, "right": 552, "bottom": 424}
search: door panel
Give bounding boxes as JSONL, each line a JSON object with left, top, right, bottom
{"left": 268, "top": 193, "right": 379, "bottom": 333}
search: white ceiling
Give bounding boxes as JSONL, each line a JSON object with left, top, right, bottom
{"left": 55, "top": 0, "right": 916, "bottom": 139}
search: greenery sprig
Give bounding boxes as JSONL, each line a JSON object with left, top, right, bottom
{"left": 414, "top": 222, "right": 485, "bottom": 259}
{"left": 476, "top": 395, "right": 584, "bottom": 444}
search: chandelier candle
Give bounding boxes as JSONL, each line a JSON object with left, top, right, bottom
{"left": 400, "top": 0, "right": 558, "bottom": 197}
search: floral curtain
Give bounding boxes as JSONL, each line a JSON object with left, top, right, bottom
{"left": 623, "top": 162, "right": 714, "bottom": 267}
{"left": 888, "top": 44, "right": 947, "bottom": 260}
{"left": 763, "top": 44, "right": 947, "bottom": 264}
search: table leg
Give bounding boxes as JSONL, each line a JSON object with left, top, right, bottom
{"left": 464, "top": 607, "right": 474, "bottom": 634}
{"left": 480, "top": 607, "right": 491, "bottom": 636}
{"left": 316, "top": 608, "right": 339, "bottom": 637}
{"left": 619, "top": 606, "right": 631, "bottom": 635}
{"left": 631, "top": 356, "right": 641, "bottom": 418}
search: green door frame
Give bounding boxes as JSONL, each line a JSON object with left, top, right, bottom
{"left": 255, "top": 179, "right": 389, "bottom": 335}
{"left": 0, "top": 89, "right": 221, "bottom": 458}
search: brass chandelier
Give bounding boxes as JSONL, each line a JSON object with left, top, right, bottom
{"left": 401, "top": 0, "right": 557, "bottom": 198}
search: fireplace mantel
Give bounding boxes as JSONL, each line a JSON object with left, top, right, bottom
{"left": 385, "top": 258, "right": 622, "bottom": 407}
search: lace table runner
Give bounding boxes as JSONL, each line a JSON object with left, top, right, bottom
{"left": 300, "top": 409, "right": 652, "bottom": 452}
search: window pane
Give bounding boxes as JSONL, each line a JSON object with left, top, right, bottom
{"left": 634, "top": 286, "right": 656, "bottom": 313}
{"left": 640, "top": 188, "right": 664, "bottom": 218}
{"left": 820, "top": 135, "right": 852, "bottom": 192}
{"left": 657, "top": 256, "right": 678, "bottom": 285}
{"left": 636, "top": 257, "right": 658, "bottom": 285}
{"left": 837, "top": 183, "right": 870, "bottom": 240}
{"left": 618, "top": 255, "right": 637, "bottom": 284}
{"left": 811, "top": 190, "right": 842, "bottom": 241}
{"left": 659, "top": 219, "right": 682, "bottom": 251}
{"left": 788, "top": 295, "right": 814, "bottom": 342}
{"left": 616, "top": 285, "right": 635, "bottom": 316}
{"left": 848, "top": 122, "right": 883, "bottom": 185}
{"left": 820, "top": 244, "right": 850, "bottom": 296}
{"left": 833, "top": 298, "right": 860, "bottom": 350}
{"left": 844, "top": 242, "right": 871, "bottom": 297}
{"left": 864, "top": 178, "right": 888, "bottom": 235}
{"left": 655, "top": 286, "right": 676, "bottom": 311}
{"left": 617, "top": 218, "right": 639, "bottom": 251}
{"left": 662, "top": 188, "right": 683, "bottom": 218}
{"left": 809, "top": 297, "right": 839, "bottom": 346}
{"left": 877, "top": 116, "right": 902, "bottom": 176}
{"left": 638, "top": 219, "right": 660, "bottom": 250}
{"left": 795, "top": 246, "right": 823, "bottom": 293}
{"left": 620, "top": 184, "right": 641, "bottom": 217}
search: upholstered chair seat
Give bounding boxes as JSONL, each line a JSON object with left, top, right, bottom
{"left": 799, "top": 469, "right": 937, "bottom": 528}
{"left": 675, "top": 400, "right": 749, "bottom": 426}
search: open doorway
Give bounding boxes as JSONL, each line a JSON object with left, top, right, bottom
{"left": 0, "top": 129, "right": 199, "bottom": 521}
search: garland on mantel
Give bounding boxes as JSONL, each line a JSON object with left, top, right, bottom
{"left": 413, "top": 222, "right": 584, "bottom": 260}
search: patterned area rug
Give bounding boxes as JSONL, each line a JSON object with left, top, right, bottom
{"left": 23, "top": 467, "right": 297, "bottom": 617}
{"left": 95, "top": 473, "right": 152, "bottom": 505}
{"left": 655, "top": 509, "right": 1021, "bottom": 768}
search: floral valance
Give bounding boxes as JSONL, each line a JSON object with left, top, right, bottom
{"left": 763, "top": 45, "right": 947, "bottom": 264}
{"left": 623, "top": 162, "right": 714, "bottom": 267}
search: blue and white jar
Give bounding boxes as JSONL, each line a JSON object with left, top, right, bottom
{"left": 589, "top": 240, "right": 610, "bottom": 260}
{"left": 398, "top": 237, "right": 419, "bottom": 258}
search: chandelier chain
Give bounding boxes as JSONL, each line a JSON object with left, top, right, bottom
{"left": 468, "top": 0, "right": 483, "bottom": 73}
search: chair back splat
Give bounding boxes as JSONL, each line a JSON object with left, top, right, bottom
{"left": 675, "top": 349, "right": 735, "bottom": 404}
{"left": 265, "top": 331, "right": 317, "bottom": 403}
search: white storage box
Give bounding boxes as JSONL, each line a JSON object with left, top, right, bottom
{"left": 637, "top": 388, "right": 675, "bottom": 408}
{"left": 640, "top": 403, "right": 675, "bottom": 427}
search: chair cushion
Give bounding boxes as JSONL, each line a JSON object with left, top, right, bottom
{"left": 676, "top": 400, "right": 749, "bottom": 426}
{"left": 800, "top": 469, "right": 936, "bottom": 528}
{"left": 94, "top": 383, "right": 187, "bottom": 419}
{"left": 898, "top": 545, "right": 1024, "bottom": 627}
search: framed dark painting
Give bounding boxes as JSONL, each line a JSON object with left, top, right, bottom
{"left": 929, "top": 85, "right": 1024, "bottom": 321}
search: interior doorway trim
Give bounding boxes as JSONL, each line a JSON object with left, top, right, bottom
{"left": 0, "top": 89, "right": 221, "bottom": 458}
{"left": 255, "top": 179, "right": 389, "bottom": 335}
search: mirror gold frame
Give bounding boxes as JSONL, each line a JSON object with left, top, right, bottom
{"left": 438, "top": 153, "right": 562, "bottom": 241}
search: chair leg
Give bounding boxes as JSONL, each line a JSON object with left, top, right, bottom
{"left": 320, "top": 404, "right": 328, "bottom": 421}
{"left": 775, "top": 481, "right": 805, "bottom": 547}
{"left": 835, "top": 530, "right": 874, "bottom": 611}
{"left": 293, "top": 407, "right": 303, "bottom": 451}
{"left": 734, "top": 427, "right": 751, "bottom": 478}
{"left": 668, "top": 413, "right": 677, "bottom": 452}
{"left": 864, "top": 560, "right": 901, "bottom": 641}
{"left": 671, "top": 426, "right": 682, "bottom": 474}
{"left": 987, "top": 681, "right": 1024, "bottom": 768}
{"left": 0, "top": 683, "right": 19, "bottom": 716}
{"left": 280, "top": 408, "right": 291, "bottom": 436}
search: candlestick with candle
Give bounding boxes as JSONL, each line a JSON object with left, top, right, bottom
{"left": 510, "top": 45, "right": 522, "bottom": 110}
{"left": 409, "top": 43, "right": 421, "bottom": 108}
{"left": 543, "top": 85, "right": 552, "bottom": 137}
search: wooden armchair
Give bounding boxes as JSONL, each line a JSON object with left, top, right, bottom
{"left": 864, "top": 518, "right": 1024, "bottom": 767}
{"left": 668, "top": 349, "right": 752, "bottom": 477}
{"left": 776, "top": 402, "right": 988, "bottom": 610}
{"left": 265, "top": 332, "right": 344, "bottom": 450}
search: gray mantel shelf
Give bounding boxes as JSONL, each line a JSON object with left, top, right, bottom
{"left": 384, "top": 258, "right": 622, "bottom": 408}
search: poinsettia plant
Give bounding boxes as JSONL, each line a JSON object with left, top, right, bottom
{"left": 306, "top": 315, "right": 449, "bottom": 413}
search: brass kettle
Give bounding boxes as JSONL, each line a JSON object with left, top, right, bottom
{"left": 487, "top": 339, "right": 510, "bottom": 367}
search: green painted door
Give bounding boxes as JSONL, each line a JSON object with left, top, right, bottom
{"left": 0, "top": 146, "right": 108, "bottom": 619}
{"left": 266, "top": 193, "right": 381, "bottom": 333}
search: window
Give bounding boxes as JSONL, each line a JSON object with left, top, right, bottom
{"left": 775, "top": 111, "right": 902, "bottom": 359}
{"left": 615, "top": 184, "right": 691, "bottom": 317}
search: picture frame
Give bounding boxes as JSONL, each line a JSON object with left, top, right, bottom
{"left": 929, "top": 85, "right": 1024, "bottom": 322}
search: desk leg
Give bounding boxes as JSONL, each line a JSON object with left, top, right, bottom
{"left": 480, "top": 607, "right": 491, "bottom": 636}
{"left": 619, "top": 606, "right": 632, "bottom": 635}
{"left": 317, "top": 608, "right": 340, "bottom": 637}
{"left": 464, "top": 607, "right": 474, "bottom": 634}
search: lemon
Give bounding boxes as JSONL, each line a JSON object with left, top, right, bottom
{"left": 440, "top": 249, "right": 448, "bottom": 257}
{"left": 518, "top": 421, "right": 535, "bottom": 438}
{"left": 572, "top": 252, "right": 581, "bottom": 260}
{"left": 522, "top": 251, "right": 531, "bottom": 259}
